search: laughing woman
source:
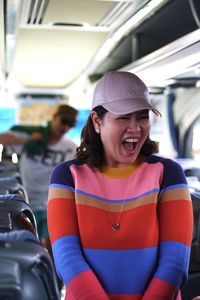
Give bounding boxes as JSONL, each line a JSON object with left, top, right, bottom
{"left": 47, "top": 71, "right": 193, "bottom": 300}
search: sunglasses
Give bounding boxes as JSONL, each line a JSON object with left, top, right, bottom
{"left": 60, "top": 117, "right": 75, "bottom": 127}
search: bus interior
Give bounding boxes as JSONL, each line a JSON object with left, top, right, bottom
{"left": 0, "top": 0, "right": 200, "bottom": 299}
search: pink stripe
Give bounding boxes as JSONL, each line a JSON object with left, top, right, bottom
{"left": 71, "top": 162, "right": 163, "bottom": 200}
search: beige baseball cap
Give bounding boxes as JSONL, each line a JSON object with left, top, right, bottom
{"left": 92, "top": 71, "right": 161, "bottom": 116}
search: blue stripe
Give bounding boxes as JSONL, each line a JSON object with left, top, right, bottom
{"left": 50, "top": 183, "right": 159, "bottom": 203}
{"left": 52, "top": 235, "right": 90, "bottom": 284}
{"left": 84, "top": 247, "right": 158, "bottom": 294}
{"left": 50, "top": 183, "right": 75, "bottom": 191}
{"left": 73, "top": 188, "right": 159, "bottom": 203}
{"left": 52, "top": 238, "right": 190, "bottom": 291}
{"left": 160, "top": 184, "right": 188, "bottom": 194}
{"left": 154, "top": 241, "right": 190, "bottom": 287}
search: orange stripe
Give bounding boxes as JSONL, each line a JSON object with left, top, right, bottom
{"left": 47, "top": 198, "right": 79, "bottom": 243}
{"left": 48, "top": 187, "right": 74, "bottom": 201}
{"left": 76, "top": 192, "right": 158, "bottom": 212}
{"left": 161, "top": 188, "right": 191, "bottom": 202}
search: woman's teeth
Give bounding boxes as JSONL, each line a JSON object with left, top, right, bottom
{"left": 124, "top": 138, "right": 139, "bottom": 143}
{"left": 123, "top": 138, "right": 139, "bottom": 151}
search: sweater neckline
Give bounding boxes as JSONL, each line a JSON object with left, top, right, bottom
{"left": 102, "top": 157, "right": 145, "bottom": 178}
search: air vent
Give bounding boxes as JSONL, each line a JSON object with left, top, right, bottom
{"left": 18, "top": 0, "right": 49, "bottom": 25}
{"left": 98, "top": 2, "right": 132, "bottom": 27}
{"left": 98, "top": 0, "right": 149, "bottom": 30}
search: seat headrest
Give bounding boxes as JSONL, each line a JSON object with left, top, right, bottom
{"left": 0, "top": 194, "right": 26, "bottom": 202}
{"left": 0, "top": 230, "right": 39, "bottom": 244}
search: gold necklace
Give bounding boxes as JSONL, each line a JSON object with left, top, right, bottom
{"left": 102, "top": 163, "right": 140, "bottom": 232}
{"left": 107, "top": 199, "right": 126, "bottom": 231}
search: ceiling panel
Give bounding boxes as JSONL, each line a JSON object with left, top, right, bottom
{"left": 7, "top": 0, "right": 172, "bottom": 91}
{"left": 12, "top": 27, "right": 108, "bottom": 88}
{"left": 43, "top": 0, "right": 116, "bottom": 26}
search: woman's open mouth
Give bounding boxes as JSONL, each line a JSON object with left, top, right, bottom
{"left": 122, "top": 138, "right": 139, "bottom": 153}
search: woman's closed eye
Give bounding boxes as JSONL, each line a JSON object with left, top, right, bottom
{"left": 138, "top": 114, "right": 149, "bottom": 120}
{"left": 137, "top": 112, "right": 149, "bottom": 120}
{"left": 117, "top": 116, "right": 130, "bottom": 120}
{"left": 116, "top": 114, "right": 131, "bottom": 120}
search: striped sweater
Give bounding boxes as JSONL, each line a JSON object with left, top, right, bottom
{"left": 47, "top": 155, "right": 193, "bottom": 300}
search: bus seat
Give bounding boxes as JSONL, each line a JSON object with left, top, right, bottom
{"left": 185, "top": 168, "right": 200, "bottom": 182}
{"left": 0, "top": 176, "right": 19, "bottom": 184}
{"left": 0, "top": 170, "right": 22, "bottom": 184}
{"left": 0, "top": 194, "right": 37, "bottom": 236}
{"left": 0, "top": 230, "right": 60, "bottom": 300}
{"left": 189, "top": 191, "right": 200, "bottom": 272}
{"left": 179, "top": 192, "right": 200, "bottom": 299}
{"left": 181, "top": 272, "right": 200, "bottom": 300}
{"left": 0, "top": 165, "right": 18, "bottom": 172}
{"left": 0, "top": 179, "right": 28, "bottom": 202}
{"left": 0, "top": 229, "right": 39, "bottom": 243}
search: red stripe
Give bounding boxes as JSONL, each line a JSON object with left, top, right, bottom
{"left": 65, "top": 270, "right": 108, "bottom": 299}
{"left": 77, "top": 204, "right": 159, "bottom": 249}
{"left": 47, "top": 198, "right": 79, "bottom": 243}
{"left": 158, "top": 200, "right": 193, "bottom": 245}
{"left": 142, "top": 278, "right": 179, "bottom": 299}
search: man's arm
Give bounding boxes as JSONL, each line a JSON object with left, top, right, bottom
{"left": 0, "top": 131, "right": 43, "bottom": 146}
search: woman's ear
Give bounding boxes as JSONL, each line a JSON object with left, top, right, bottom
{"left": 90, "top": 111, "right": 101, "bottom": 134}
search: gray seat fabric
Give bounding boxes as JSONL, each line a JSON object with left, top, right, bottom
{"left": 0, "top": 230, "right": 60, "bottom": 300}
{"left": 181, "top": 272, "right": 200, "bottom": 300}
{"left": 0, "top": 178, "right": 27, "bottom": 201}
{"left": 189, "top": 191, "right": 200, "bottom": 272}
{"left": 0, "top": 194, "right": 37, "bottom": 235}
{"left": 181, "top": 191, "right": 200, "bottom": 299}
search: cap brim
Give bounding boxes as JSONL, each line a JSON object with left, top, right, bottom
{"left": 102, "top": 98, "right": 161, "bottom": 117}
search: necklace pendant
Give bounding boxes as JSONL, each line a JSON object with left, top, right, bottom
{"left": 112, "top": 223, "right": 120, "bottom": 231}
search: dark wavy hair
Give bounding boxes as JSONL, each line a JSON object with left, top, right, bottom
{"left": 76, "top": 106, "right": 159, "bottom": 169}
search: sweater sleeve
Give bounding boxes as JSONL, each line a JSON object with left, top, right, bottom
{"left": 142, "top": 159, "right": 193, "bottom": 300}
{"left": 47, "top": 161, "right": 109, "bottom": 300}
